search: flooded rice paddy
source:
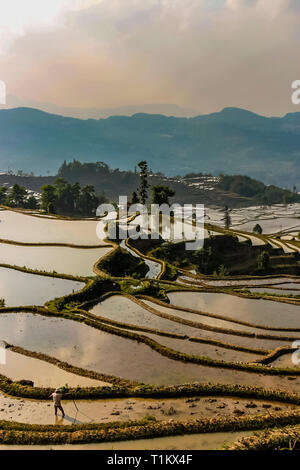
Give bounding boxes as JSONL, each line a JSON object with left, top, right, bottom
{"left": 202, "top": 277, "right": 298, "bottom": 287}
{"left": 0, "top": 243, "right": 110, "bottom": 276}
{"left": 167, "top": 292, "right": 300, "bottom": 330}
{"left": 0, "top": 349, "right": 108, "bottom": 388}
{"left": 0, "top": 392, "right": 295, "bottom": 425}
{"left": 92, "top": 295, "right": 297, "bottom": 351}
{"left": 249, "top": 287, "right": 300, "bottom": 296}
{"left": 141, "top": 299, "right": 298, "bottom": 338}
{"left": 0, "top": 313, "right": 299, "bottom": 391}
{"left": 232, "top": 217, "right": 300, "bottom": 235}
{"left": 1, "top": 208, "right": 300, "bottom": 449}
{"left": 0, "top": 267, "right": 84, "bottom": 306}
{"left": 0, "top": 210, "right": 106, "bottom": 245}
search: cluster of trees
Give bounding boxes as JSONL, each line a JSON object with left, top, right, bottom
{"left": 59, "top": 160, "right": 112, "bottom": 180}
{"left": 193, "top": 245, "right": 218, "bottom": 275}
{"left": 98, "top": 246, "right": 148, "bottom": 278}
{"left": 0, "top": 184, "right": 38, "bottom": 209}
{"left": 41, "top": 178, "right": 105, "bottom": 216}
{"left": 130, "top": 160, "right": 175, "bottom": 206}
{"left": 152, "top": 234, "right": 258, "bottom": 275}
{"left": 58, "top": 160, "right": 139, "bottom": 200}
{"left": 181, "top": 172, "right": 212, "bottom": 178}
{"left": 218, "top": 175, "right": 300, "bottom": 205}
{"left": 58, "top": 159, "right": 174, "bottom": 206}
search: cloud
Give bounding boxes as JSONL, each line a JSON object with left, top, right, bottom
{"left": 0, "top": 0, "right": 299, "bottom": 115}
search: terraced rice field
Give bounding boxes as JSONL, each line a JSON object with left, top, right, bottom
{"left": 0, "top": 207, "right": 299, "bottom": 450}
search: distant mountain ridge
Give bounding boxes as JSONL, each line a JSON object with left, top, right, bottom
{"left": 0, "top": 95, "right": 200, "bottom": 119}
{"left": 0, "top": 106, "right": 299, "bottom": 187}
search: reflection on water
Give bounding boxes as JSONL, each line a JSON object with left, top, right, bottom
{"left": 0, "top": 267, "right": 84, "bottom": 305}
{"left": 0, "top": 349, "right": 108, "bottom": 387}
{"left": 143, "top": 299, "right": 298, "bottom": 338}
{"left": 91, "top": 296, "right": 265, "bottom": 362}
{"left": 92, "top": 295, "right": 295, "bottom": 351}
{"left": 0, "top": 243, "right": 110, "bottom": 276}
{"left": 0, "top": 313, "right": 299, "bottom": 391}
{"left": 232, "top": 217, "right": 300, "bottom": 234}
{"left": 269, "top": 353, "right": 300, "bottom": 369}
{"left": 136, "top": 331, "right": 259, "bottom": 364}
{"left": 168, "top": 292, "right": 300, "bottom": 329}
{"left": 0, "top": 210, "right": 105, "bottom": 244}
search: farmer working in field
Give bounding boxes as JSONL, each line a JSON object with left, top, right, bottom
{"left": 50, "top": 388, "right": 65, "bottom": 417}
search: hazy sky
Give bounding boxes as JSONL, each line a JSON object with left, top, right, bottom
{"left": 0, "top": 0, "right": 299, "bottom": 115}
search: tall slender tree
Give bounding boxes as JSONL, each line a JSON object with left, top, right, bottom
{"left": 0, "top": 186, "right": 7, "bottom": 204}
{"left": 137, "top": 160, "right": 149, "bottom": 205}
{"left": 41, "top": 184, "right": 57, "bottom": 212}
{"left": 224, "top": 205, "right": 231, "bottom": 229}
{"left": 130, "top": 191, "right": 140, "bottom": 204}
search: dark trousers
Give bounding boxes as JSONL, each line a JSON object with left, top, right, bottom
{"left": 54, "top": 404, "right": 65, "bottom": 416}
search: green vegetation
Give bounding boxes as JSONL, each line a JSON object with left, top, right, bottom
{"left": 41, "top": 178, "right": 105, "bottom": 216}
{"left": 150, "top": 233, "right": 300, "bottom": 276}
{"left": 160, "top": 262, "right": 178, "bottom": 281}
{"left": 137, "top": 160, "right": 149, "bottom": 204}
{"left": 97, "top": 246, "right": 149, "bottom": 278}
{"left": 152, "top": 185, "right": 175, "bottom": 205}
{"left": 213, "top": 265, "right": 229, "bottom": 277}
{"left": 152, "top": 235, "right": 251, "bottom": 275}
{"left": 0, "top": 184, "right": 38, "bottom": 209}
{"left": 130, "top": 191, "right": 140, "bottom": 204}
{"left": 257, "top": 251, "right": 270, "bottom": 273}
{"left": 218, "top": 175, "right": 300, "bottom": 205}
{"left": 0, "top": 205, "right": 299, "bottom": 448}
{"left": 253, "top": 223, "right": 263, "bottom": 234}
{"left": 46, "top": 277, "right": 117, "bottom": 312}
{"left": 227, "top": 425, "right": 300, "bottom": 450}
{"left": 5, "top": 157, "right": 294, "bottom": 209}
{"left": 119, "top": 280, "right": 163, "bottom": 298}
{"left": 224, "top": 206, "right": 231, "bottom": 229}
{"left": 0, "top": 409, "right": 300, "bottom": 446}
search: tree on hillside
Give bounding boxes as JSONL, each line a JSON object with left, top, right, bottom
{"left": 130, "top": 191, "right": 140, "bottom": 204}
{"left": 7, "top": 184, "right": 27, "bottom": 207}
{"left": 138, "top": 160, "right": 149, "bottom": 204}
{"left": 257, "top": 251, "right": 270, "bottom": 272}
{"left": 152, "top": 185, "right": 175, "bottom": 205}
{"left": 41, "top": 180, "right": 100, "bottom": 216}
{"left": 78, "top": 185, "right": 99, "bottom": 215}
{"left": 253, "top": 223, "right": 263, "bottom": 234}
{"left": 0, "top": 187, "right": 7, "bottom": 204}
{"left": 71, "top": 182, "right": 81, "bottom": 210}
{"left": 282, "top": 192, "right": 287, "bottom": 206}
{"left": 215, "top": 264, "right": 229, "bottom": 278}
{"left": 224, "top": 205, "right": 231, "bottom": 229}
{"left": 41, "top": 184, "right": 57, "bottom": 213}
{"left": 193, "top": 246, "right": 216, "bottom": 275}
{"left": 54, "top": 178, "right": 77, "bottom": 212}
{"left": 25, "top": 195, "right": 38, "bottom": 209}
